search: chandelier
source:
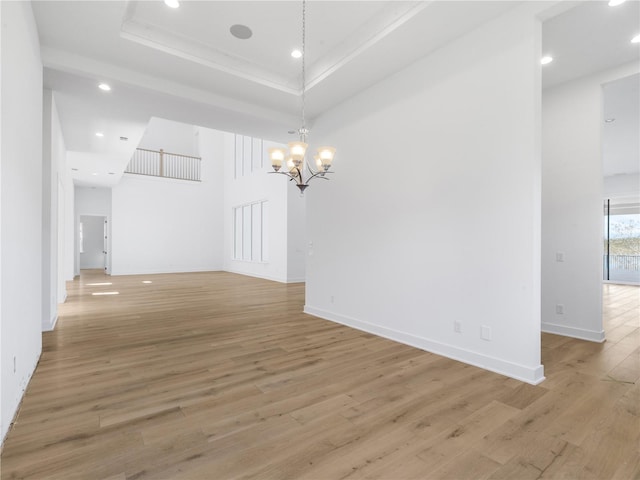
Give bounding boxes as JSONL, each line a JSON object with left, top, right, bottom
{"left": 268, "top": 0, "right": 336, "bottom": 194}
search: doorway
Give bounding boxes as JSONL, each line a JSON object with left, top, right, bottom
{"left": 603, "top": 199, "right": 640, "bottom": 285}
{"left": 602, "top": 74, "right": 639, "bottom": 286}
{"left": 79, "top": 215, "right": 108, "bottom": 273}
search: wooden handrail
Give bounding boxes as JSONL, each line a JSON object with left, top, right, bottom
{"left": 125, "top": 147, "right": 202, "bottom": 182}
{"left": 135, "top": 147, "right": 201, "bottom": 160}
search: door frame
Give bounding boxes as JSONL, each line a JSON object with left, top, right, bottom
{"left": 77, "top": 213, "right": 111, "bottom": 275}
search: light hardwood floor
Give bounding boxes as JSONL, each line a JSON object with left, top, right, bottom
{"left": 1, "top": 271, "right": 638, "bottom": 479}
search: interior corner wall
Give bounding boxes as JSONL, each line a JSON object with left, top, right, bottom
{"left": 0, "top": 1, "right": 3, "bottom": 443}
{"left": 222, "top": 132, "right": 291, "bottom": 283}
{"left": 42, "top": 89, "right": 67, "bottom": 331}
{"left": 110, "top": 128, "right": 224, "bottom": 275}
{"left": 1, "top": 1, "right": 43, "bottom": 443}
{"left": 287, "top": 188, "right": 306, "bottom": 283}
{"left": 541, "top": 61, "right": 640, "bottom": 342}
{"left": 53, "top": 92, "right": 72, "bottom": 301}
{"left": 65, "top": 177, "right": 75, "bottom": 281}
{"left": 305, "top": 4, "right": 545, "bottom": 384}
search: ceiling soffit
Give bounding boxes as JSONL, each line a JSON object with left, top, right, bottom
{"left": 120, "top": 1, "right": 429, "bottom": 96}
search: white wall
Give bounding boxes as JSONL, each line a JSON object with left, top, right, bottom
{"left": 1, "top": 1, "right": 43, "bottom": 442}
{"left": 1, "top": 0, "right": 3, "bottom": 441}
{"left": 223, "top": 132, "right": 295, "bottom": 282}
{"left": 52, "top": 96, "right": 71, "bottom": 302}
{"left": 137, "top": 117, "right": 200, "bottom": 157}
{"left": 604, "top": 173, "right": 640, "bottom": 198}
{"left": 110, "top": 127, "right": 224, "bottom": 275}
{"left": 115, "top": 126, "right": 304, "bottom": 281}
{"left": 541, "top": 62, "right": 640, "bottom": 342}
{"left": 75, "top": 187, "right": 111, "bottom": 275}
{"left": 64, "top": 181, "right": 75, "bottom": 281}
{"left": 305, "top": 4, "right": 546, "bottom": 384}
{"left": 42, "top": 90, "right": 56, "bottom": 330}
{"left": 57, "top": 177, "right": 68, "bottom": 300}
{"left": 42, "top": 90, "right": 68, "bottom": 330}
{"left": 287, "top": 187, "right": 306, "bottom": 283}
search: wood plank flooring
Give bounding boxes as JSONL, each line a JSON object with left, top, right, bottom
{"left": 1, "top": 271, "right": 638, "bottom": 479}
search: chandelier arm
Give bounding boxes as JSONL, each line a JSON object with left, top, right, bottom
{"left": 305, "top": 159, "right": 317, "bottom": 175}
{"left": 268, "top": 171, "right": 297, "bottom": 182}
{"left": 307, "top": 171, "right": 332, "bottom": 182}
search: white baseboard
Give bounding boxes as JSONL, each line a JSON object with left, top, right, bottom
{"left": 603, "top": 280, "right": 640, "bottom": 286}
{"left": 109, "top": 267, "right": 303, "bottom": 284}
{"left": 304, "top": 305, "right": 545, "bottom": 385}
{"left": 286, "top": 277, "right": 306, "bottom": 284}
{"left": 42, "top": 314, "right": 58, "bottom": 332}
{"left": 224, "top": 268, "right": 291, "bottom": 284}
{"left": 111, "top": 267, "right": 221, "bottom": 276}
{"left": 42, "top": 315, "right": 58, "bottom": 332}
{"left": 542, "top": 322, "right": 605, "bottom": 343}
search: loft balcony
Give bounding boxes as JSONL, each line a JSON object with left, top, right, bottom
{"left": 125, "top": 148, "right": 201, "bottom": 182}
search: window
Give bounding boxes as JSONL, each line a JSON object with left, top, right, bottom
{"left": 233, "top": 200, "right": 268, "bottom": 262}
{"left": 234, "top": 134, "right": 263, "bottom": 178}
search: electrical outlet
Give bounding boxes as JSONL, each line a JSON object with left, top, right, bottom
{"left": 556, "top": 304, "right": 564, "bottom": 314}
{"left": 454, "top": 321, "right": 462, "bottom": 333}
{"left": 481, "top": 325, "right": 492, "bottom": 341}
{"left": 13, "top": 356, "right": 16, "bottom": 373}
{"left": 556, "top": 252, "right": 565, "bottom": 262}
{"left": 330, "top": 295, "right": 334, "bottom": 304}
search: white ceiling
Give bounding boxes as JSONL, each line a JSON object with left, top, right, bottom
{"left": 32, "top": 0, "right": 640, "bottom": 187}
{"left": 542, "top": 0, "right": 639, "bottom": 88}
{"left": 541, "top": 0, "right": 639, "bottom": 180}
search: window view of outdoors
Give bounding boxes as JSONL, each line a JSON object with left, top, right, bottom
{"left": 604, "top": 210, "right": 640, "bottom": 283}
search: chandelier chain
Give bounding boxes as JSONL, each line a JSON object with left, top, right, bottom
{"left": 267, "top": 0, "right": 335, "bottom": 194}
{"left": 301, "top": 0, "right": 306, "bottom": 133}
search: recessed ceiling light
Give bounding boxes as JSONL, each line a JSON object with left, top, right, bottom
{"left": 291, "top": 49, "right": 302, "bottom": 59}
{"left": 632, "top": 34, "right": 640, "bottom": 44}
{"left": 541, "top": 56, "right": 553, "bottom": 65}
{"left": 108, "top": 172, "right": 115, "bottom": 175}
{"left": 71, "top": 168, "right": 79, "bottom": 171}
{"left": 164, "top": 0, "right": 180, "bottom": 8}
{"left": 608, "top": 0, "right": 626, "bottom": 6}
{"left": 230, "top": 24, "right": 252, "bottom": 40}
{"left": 92, "top": 172, "right": 99, "bottom": 176}
{"left": 96, "top": 132, "right": 104, "bottom": 137}
{"left": 98, "top": 83, "right": 111, "bottom": 91}
{"left": 120, "top": 136, "right": 128, "bottom": 141}
{"left": 605, "top": 118, "right": 616, "bottom": 123}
